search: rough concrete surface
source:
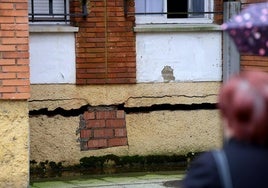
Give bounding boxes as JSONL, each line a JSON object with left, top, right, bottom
{"left": 30, "top": 111, "right": 222, "bottom": 165}
{"left": 0, "top": 101, "right": 29, "bottom": 188}
{"left": 29, "top": 82, "right": 222, "bottom": 165}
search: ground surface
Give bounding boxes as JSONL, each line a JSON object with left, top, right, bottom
{"left": 30, "top": 171, "right": 184, "bottom": 188}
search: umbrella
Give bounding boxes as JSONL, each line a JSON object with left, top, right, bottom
{"left": 222, "top": 2, "right": 268, "bottom": 56}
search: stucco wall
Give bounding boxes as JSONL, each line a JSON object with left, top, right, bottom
{"left": 136, "top": 32, "right": 222, "bottom": 82}
{"left": 30, "top": 110, "right": 222, "bottom": 166}
{"left": 29, "top": 32, "right": 76, "bottom": 84}
{"left": 0, "top": 101, "right": 29, "bottom": 187}
{"left": 29, "top": 82, "right": 223, "bottom": 165}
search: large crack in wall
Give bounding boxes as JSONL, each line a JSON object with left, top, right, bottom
{"left": 29, "top": 103, "right": 217, "bottom": 117}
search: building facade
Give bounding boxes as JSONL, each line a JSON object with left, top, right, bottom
{"left": 29, "top": 0, "right": 223, "bottom": 166}
{"left": 0, "top": 0, "right": 30, "bottom": 187}
{"left": 1, "top": 0, "right": 266, "bottom": 186}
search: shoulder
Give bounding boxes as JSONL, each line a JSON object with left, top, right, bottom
{"left": 182, "top": 151, "right": 221, "bottom": 188}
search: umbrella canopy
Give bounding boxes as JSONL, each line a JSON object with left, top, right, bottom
{"left": 222, "top": 2, "right": 268, "bottom": 56}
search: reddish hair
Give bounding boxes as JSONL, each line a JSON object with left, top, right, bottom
{"left": 218, "top": 71, "right": 268, "bottom": 146}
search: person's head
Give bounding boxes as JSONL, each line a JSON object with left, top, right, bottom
{"left": 218, "top": 70, "right": 268, "bottom": 146}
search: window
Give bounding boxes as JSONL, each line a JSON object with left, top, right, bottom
{"left": 135, "top": 0, "right": 213, "bottom": 24}
{"left": 28, "top": 0, "right": 69, "bottom": 23}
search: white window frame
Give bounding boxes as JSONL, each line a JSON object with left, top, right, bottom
{"left": 135, "top": 0, "right": 214, "bottom": 24}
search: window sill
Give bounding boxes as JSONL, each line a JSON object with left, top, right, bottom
{"left": 134, "top": 24, "right": 222, "bottom": 33}
{"left": 29, "top": 25, "right": 79, "bottom": 33}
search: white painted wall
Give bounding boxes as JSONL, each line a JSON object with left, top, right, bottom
{"left": 29, "top": 33, "right": 76, "bottom": 84}
{"left": 136, "top": 32, "right": 222, "bottom": 82}
{"left": 29, "top": 31, "right": 221, "bottom": 84}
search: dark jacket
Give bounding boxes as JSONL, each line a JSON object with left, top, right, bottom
{"left": 182, "top": 138, "right": 268, "bottom": 188}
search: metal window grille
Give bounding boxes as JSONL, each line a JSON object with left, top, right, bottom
{"left": 126, "top": 0, "right": 219, "bottom": 18}
{"left": 29, "top": 0, "right": 88, "bottom": 23}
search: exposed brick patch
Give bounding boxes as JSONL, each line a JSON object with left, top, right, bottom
{"left": 78, "top": 108, "right": 128, "bottom": 150}
{"left": 86, "top": 119, "right": 106, "bottom": 128}
{"left": 108, "top": 137, "right": 128, "bottom": 147}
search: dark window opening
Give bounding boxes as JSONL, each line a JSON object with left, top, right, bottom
{"left": 167, "top": 0, "right": 188, "bottom": 18}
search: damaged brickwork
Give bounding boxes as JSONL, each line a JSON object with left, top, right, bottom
{"left": 77, "top": 107, "right": 128, "bottom": 150}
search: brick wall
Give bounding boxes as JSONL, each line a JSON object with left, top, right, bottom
{"left": 0, "top": 0, "right": 30, "bottom": 99}
{"left": 71, "top": 0, "right": 136, "bottom": 84}
{"left": 78, "top": 108, "right": 128, "bottom": 150}
{"left": 238, "top": 0, "right": 268, "bottom": 73}
{"left": 214, "top": 0, "right": 224, "bottom": 24}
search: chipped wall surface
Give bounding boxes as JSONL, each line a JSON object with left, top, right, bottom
{"left": 29, "top": 82, "right": 223, "bottom": 165}
{"left": 136, "top": 32, "right": 222, "bottom": 82}
{"left": 0, "top": 101, "right": 29, "bottom": 188}
{"left": 29, "top": 82, "right": 220, "bottom": 110}
{"left": 30, "top": 110, "right": 222, "bottom": 165}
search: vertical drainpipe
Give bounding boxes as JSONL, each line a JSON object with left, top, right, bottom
{"left": 222, "top": 1, "right": 241, "bottom": 82}
{"left": 104, "top": 0, "right": 108, "bottom": 83}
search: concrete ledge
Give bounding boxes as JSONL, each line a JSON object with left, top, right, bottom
{"left": 134, "top": 24, "right": 222, "bottom": 33}
{"left": 29, "top": 25, "right": 79, "bottom": 33}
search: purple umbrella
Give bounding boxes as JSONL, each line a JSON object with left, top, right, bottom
{"left": 222, "top": 2, "right": 268, "bottom": 56}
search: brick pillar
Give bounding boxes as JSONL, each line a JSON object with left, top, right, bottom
{"left": 214, "top": 0, "right": 224, "bottom": 24}
{"left": 0, "top": 0, "right": 30, "bottom": 99}
{"left": 0, "top": 1, "right": 30, "bottom": 187}
{"left": 71, "top": 0, "right": 136, "bottom": 84}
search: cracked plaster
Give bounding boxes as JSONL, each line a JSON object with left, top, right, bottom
{"left": 29, "top": 82, "right": 221, "bottom": 110}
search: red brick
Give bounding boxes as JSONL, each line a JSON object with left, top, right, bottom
{"left": 0, "top": 3, "right": 14, "bottom": 9}
{"left": 16, "top": 86, "right": 30, "bottom": 93}
{"left": 16, "top": 44, "right": 28, "bottom": 51}
{"left": 88, "top": 139, "right": 107, "bottom": 149}
{"left": 0, "top": 86, "right": 16, "bottom": 93}
{"left": 114, "top": 128, "right": 127, "bottom": 137}
{"left": 2, "top": 92, "right": 30, "bottom": 99}
{"left": 0, "top": 17, "right": 15, "bottom": 23}
{"left": 0, "top": 45, "right": 16, "bottom": 51}
{"left": 94, "top": 128, "right": 114, "bottom": 138}
{"left": 77, "top": 73, "right": 106, "bottom": 79}
{"left": 15, "top": 17, "right": 28, "bottom": 24}
{"left": 116, "top": 110, "right": 125, "bottom": 118}
{"left": 0, "top": 10, "right": 28, "bottom": 17}
{"left": 2, "top": 65, "right": 29, "bottom": 72}
{"left": 2, "top": 51, "right": 29, "bottom": 59}
{"left": 83, "top": 111, "right": 95, "bottom": 120}
{"left": 0, "top": 30, "right": 15, "bottom": 37}
{"left": 0, "top": 73, "right": 16, "bottom": 79}
{"left": 106, "top": 119, "right": 126, "bottom": 128}
{"left": 16, "top": 72, "right": 29, "bottom": 79}
{"left": 96, "top": 110, "right": 116, "bottom": 119}
{"left": 16, "top": 59, "right": 28, "bottom": 65}
{"left": 15, "top": 3, "right": 28, "bottom": 10}
{"left": 2, "top": 38, "right": 28, "bottom": 45}
{"left": 106, "top": 78, "right": 136, "bottom": 84}
{"left": 108, "top": 138, "right": 128, "bottom": 147}
{"left": 80, "top": 129, "right": 91, "bottom": 139}
{"left": 74, "top": 0, "right": 136, "bottom": 85}
{"left": 86, "top": 119, "right": 105, "bottom": 128}
{"left": 86, "top": 79, "right": 106, "bottom": 84}
{"left": 2, "top": 79, "right": 29, "bottom": 86}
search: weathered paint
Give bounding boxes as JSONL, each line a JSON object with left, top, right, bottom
{"left": 136, "top": 32, "right": 222, "bottom": 82}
